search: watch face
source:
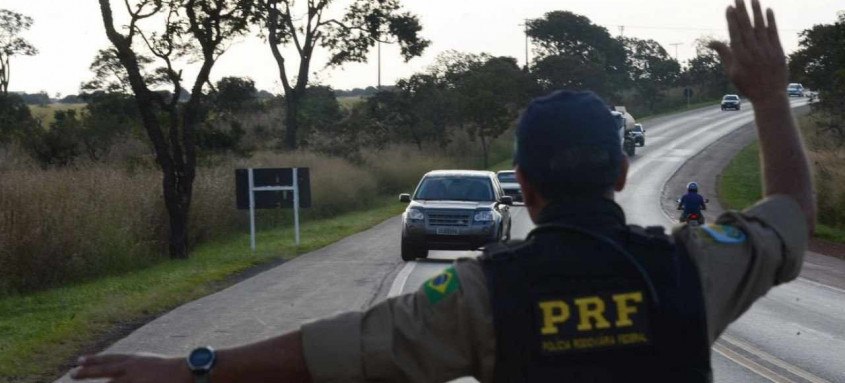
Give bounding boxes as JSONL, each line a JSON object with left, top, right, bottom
{"left": 189, "top": 348, "right": 214, "bottom": 368}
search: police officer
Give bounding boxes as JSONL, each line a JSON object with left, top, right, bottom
{"left": 72, "top": 1, "right": 814, "bottom": 382}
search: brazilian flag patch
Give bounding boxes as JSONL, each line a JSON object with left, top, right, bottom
{"left": 424, "top": 266, "right": 461, "bottom": 304}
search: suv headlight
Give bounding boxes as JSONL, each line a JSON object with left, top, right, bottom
{"left": 474, "top": 211, "right": 494, "bottom": 222}
{"left": 407, "top": 209, "right": 425, "bottom": 221}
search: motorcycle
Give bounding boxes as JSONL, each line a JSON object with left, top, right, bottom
{"left": 676, "top": 198, "right": 708, "bottom": 227}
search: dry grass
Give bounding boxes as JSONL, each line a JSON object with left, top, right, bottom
{"left": 0, "top": 166, "right": 164, "bottom": 294}
{"left": 0, "top": 132, "right": 515, "bottom": 295}
{"left": 809, "top": 149, "right": 845, "bottom": 227}
{"left": 800, "top": 113, "right": 845, "bottom": 228}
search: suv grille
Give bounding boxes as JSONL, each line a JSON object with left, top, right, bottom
{"left": 428, "top": 213, "right": 472, "bottom": 227}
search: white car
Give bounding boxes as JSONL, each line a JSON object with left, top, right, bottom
{"left": 496, "top": 170, "right": 522, "bottom": 203}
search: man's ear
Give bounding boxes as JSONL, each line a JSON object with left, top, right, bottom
{"left": 516, "top": 166, "right": 547, "bottom": 222}
{"left": 614, "top": 156, "right": 629, "bottom": 192}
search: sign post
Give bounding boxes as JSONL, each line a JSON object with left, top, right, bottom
{"left": 237, "top": 167, "right": 311, "bottom": 251}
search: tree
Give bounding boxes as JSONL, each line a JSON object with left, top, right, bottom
{"left": 82, "top": 48, "right": 161, "bottom": 94}
{"left": 211, "top": 76, "right": 258, "bottom": 113}
{"left": 621, "top": 37, "right": 680, "bottom": 111}
{"left": 97, "top": 0, "right": 253, "bottom": 259}
{"left": 368, "top": 73, "right": 453, "bottom": 150}
{"left": 256, "top": 0, "right": 429, "bottom": 149}
{"left": 79, "top": 91, "right": 141, "bottom": 161}
{"left": 450, "top": 55, "right": 535, "bottom": 168}
{"left": 22, "top": 109, "right": 83, "bottom": 167}
{"left": 527, "top": 11, "right": 627, "bottom": 99}
{"left": 298, "top": 85, "right": 342, "bottom": 146}
{"left": 0, "top": 9, "right": 38, "bottom": 95}
{"left": 789, "top": 20, "right": 845, "bottom": 144}
{"left": 682, "top": 39, "right": 732, "bottom": 99}
{"left": 0, "top": 93, "right": 36, "bottom": 143}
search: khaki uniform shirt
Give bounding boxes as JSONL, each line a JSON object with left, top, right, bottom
{"left": 301, "top": 196, "right": 807, "bottom": 383}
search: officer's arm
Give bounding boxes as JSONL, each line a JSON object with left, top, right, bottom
{"left": 299, "top": 259, "right": 494, "bottom": 382}
{"left": 710, "top": 0, "right": 815, "bottom": 234}
{"left": 72, "top": 332, "right": 313, "bottom": 382}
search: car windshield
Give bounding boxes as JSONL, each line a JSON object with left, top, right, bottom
{"left": 415, "top": 176, "right": 494, "bottom": 201}
{"left": 634, "top": 125, "right": 643, "bottom": 132}
{"left": 788, "top": 84, "right": 801, "bottom": 89}
{"left": 497, "top": 172, "right": 517, "bottom": 183}
{"left": 724, "top": 95, "right": 739, "bottom": 100}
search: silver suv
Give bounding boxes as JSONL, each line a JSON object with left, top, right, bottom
{"left": 399, "top": 170, "right": 513, "bottom": 261}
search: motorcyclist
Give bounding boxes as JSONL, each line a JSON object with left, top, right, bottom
{"left": 678, "top": 182, "right": 707, "bottom": 224}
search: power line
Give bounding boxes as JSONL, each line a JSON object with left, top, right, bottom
{"left": 617, "top": 24, "right": 801, "bottom": 33}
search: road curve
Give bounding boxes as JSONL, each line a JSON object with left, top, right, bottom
{"left": 391, "top": 98, "right": 844, "bottom": 383}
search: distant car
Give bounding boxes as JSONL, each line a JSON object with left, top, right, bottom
{"left": 496, "top": 170, "right": 522, "bottom": 202}
{"left": 630, "top": 123, "right": 645, "bottom": 146}
{"left": 399, "top": 170, "right": 513, "bottom": 261}
{"left": 721, "top": 94, "right": 741, "bottom": 111}
{"left": 787, "top": 83, "right": 805, "bottom": 97}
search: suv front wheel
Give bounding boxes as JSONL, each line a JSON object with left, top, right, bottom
{"left": 401, "top": 238, "right": 428, "bottom": 261}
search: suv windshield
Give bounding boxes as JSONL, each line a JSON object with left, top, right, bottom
{"left": 497, "top": 172, "right": 516, "bottom": 183}
{"left": 724, "top": 95, "right": 739, "bottom": 101}
{"left": 788, "top": 84, "right": 802, "bottom": 90}
{"left": 415, "top": 176, "right": 494, "bottom": 201}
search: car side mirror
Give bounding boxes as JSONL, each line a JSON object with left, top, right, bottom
{"left": 500, "top": 196, "right": 513, "bottom": 206}
{"left": 399, "top": 193, "right": 411, "bottom": 203}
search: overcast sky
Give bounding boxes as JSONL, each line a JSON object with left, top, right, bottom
{"left": 3, "top": 0, "right": 842, "bottom": 96}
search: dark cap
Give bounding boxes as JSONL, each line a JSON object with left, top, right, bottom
{"left": 514, "top": 90, "right": 623, "bottom": 196}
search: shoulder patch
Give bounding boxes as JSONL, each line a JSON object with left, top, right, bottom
{"left": 699, "top": 224, "right": 747, "bottom": 244}
{"left": 423, "top": 266, "right": 461, "bottom": 304}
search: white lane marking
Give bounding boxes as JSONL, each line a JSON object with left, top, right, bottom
{"left": 721, "top": 335, "right": 833, "bottom": 383}
{"left": 388, "top": 261, "right": 417, "bottom": 297}
{"left": 796, "top": 276, "right": 845, "bottom": 295}
{"left": 713, "top": 342, "right": 793, "bottom": 383}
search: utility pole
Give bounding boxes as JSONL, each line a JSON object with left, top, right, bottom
{"left": 669, "top": 42, "right": 682, "bottom": 62}
{"left": 618, "top": 25, "right": 624, "bottom": 37}
{"left": 519, "top": 19, "right": 531, "bottom": 70}
{"left": 377, "top": 40, "right": 382, "bottom": 89}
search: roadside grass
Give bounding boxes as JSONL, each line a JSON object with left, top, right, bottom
{"left": 719, "top": 141, "right": 845, "bottom": 244}
{"left": 0, "top": 201, "right": 404, "bottom": 383}
{"left": 719, "top": 142, "right": 762, "bottom": 210}
{"left": 1, "top": 145, "right": 515, "bottom": 382}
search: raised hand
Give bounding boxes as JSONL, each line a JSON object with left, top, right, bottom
{"left": 71, "top": 353, "right": 190, "bottom": 383}
{"left": 709, "top": 0, "right": 788, "bottom": 103}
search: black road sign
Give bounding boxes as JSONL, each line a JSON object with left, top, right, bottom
{"left": 235, "top": 168, "right": 311, "bottom": 209}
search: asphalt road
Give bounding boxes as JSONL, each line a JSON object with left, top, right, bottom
{"left": 57, "top": 98, "right": 845, "bottom": 383}
{"left": 390, "top": 98, "right": 844, "bottom": 383}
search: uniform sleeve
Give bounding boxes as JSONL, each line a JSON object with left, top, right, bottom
{"left": 300, "top": 258, "right": 496, "bottom": 383}
{"left": 674, "top": 195, "right": 808, "bottom": 343}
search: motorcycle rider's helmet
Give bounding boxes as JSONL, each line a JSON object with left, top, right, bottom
{"left": 687, "top": 182, "right": 699, "bottom": 192}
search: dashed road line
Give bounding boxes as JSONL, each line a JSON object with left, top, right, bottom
{"left": 713, "top": 342, "right": 794, "bottom": 383}
{"left": 721, "top": 335, "right": 833, "bottom": 383}
{"left": 388, "top": 261, "right": 416, "bottom": 297}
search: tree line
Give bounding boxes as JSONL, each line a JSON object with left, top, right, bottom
{"left": 2, "top": 4, "right": 821, "bottom": 261}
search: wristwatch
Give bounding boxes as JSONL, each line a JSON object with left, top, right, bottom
{"left": 186, "top": 346, "right": 216, "bottom": 383}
